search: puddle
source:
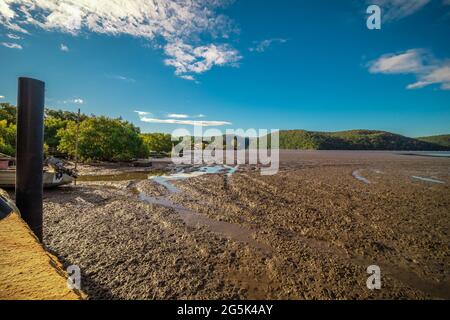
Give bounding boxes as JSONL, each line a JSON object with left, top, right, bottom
{"left": 196, "top": 165, "right": 227, "bottom": 174}
{"left": 398, "top": 152, "right": 450, "bottom": 158}
{"left": 151, "top": 176, "right": 181, "bottom": 193}
{"left": 78, "top": 170, "right": 166, "bottom": 182}
{"left": 412, "top": 176, "right": 446, "bottom": 184}
{"left": 224, "top": 165, "right": 239, "bottom": 176}
{"left": 422, "top": 153, "right": 450, "bottom": 158}
{"left": 352, "top": 170, "right": 370, "bottom": 185}
{"left": 138, "top": 192, "right": 271, "bottom": 254}
{"left": 149, "top": 165, "right": 239, "bottom": 193}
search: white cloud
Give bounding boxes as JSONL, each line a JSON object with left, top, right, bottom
{"left": 368, "top": 0, "right": 431, "bottom": 21}
{"left": 139, "top": 116, "right": 231, "bottom": 127}
{"left": 63, "top": 98, "right": 84, "bottom": 104}
{"left": 110, "top": 75, "right": 136, "bottom": 83}
{"left": 167, "top": 113, "right": 209, "bottom": 119}
{"left": 1, "top": 41, "right": 22, "bottom": 49}
{"left": 134, "top": 110, "right": 151, "bottom": 117}
{"left": 6, "top": 33, "right": 21, "bottom": 39}
{"left": 167, "top": 114, "right": 189, "bottom": 119}
{"left": 0, "top": 95, "right": 5, "bottom": 99}
{"left": 441, "top": 82, "right": 450, "bottom": 90}
{"left": 368, "top": 49, "right": 426, "bottom": 74}
{"left": 60, "top": 43, "right": 69, "bottom": 51}
{"left": 0, "top": 0, "right": 239, "bottom": 79}
{"left": 136, "top": 111, "right": 230, "bottom": 126}
{"left": 407, "top": 65, "right": 450, "bottom": 90}
{"left": 249, "top": 38, "right": 288, "bottom": 53}
{"left": 368, "top": 49, "right": 450, "bottom": 90}
{"left": 0, "top": 1, "right": 15, "bottom": 20}
{"left": 179, "top": 75, "right": 196, "bottom": 81}
{"left": 164, "top": 40, "right": 241, "bottom": 77}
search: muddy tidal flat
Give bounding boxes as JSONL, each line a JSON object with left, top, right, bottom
{"left": 41, "top": 151, "right": 450, "bottom": 299}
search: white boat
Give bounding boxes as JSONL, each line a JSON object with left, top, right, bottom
{"left": 0, "top": 169, "right": 74, "bottom": 188}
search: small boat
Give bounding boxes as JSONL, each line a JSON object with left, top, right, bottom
{"left": 0, "top": 153, "right": 75, "bottom": 188}
{"left": 0, "top": 169, "right": 74, "bottom": 189}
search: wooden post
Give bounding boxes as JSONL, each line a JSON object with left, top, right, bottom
{"left": 74, "top": 108, "right": 80, "bottom": 185}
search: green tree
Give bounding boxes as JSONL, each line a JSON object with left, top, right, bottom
{"left": 45, "top": 109, "right": 88, "bottom": 122}
{"left": 57, "top": 116, "right": 148, "bottom": 161}
{"left": 141, "top": 133, "right": 173, "bottom": 153}
{"left": 0, "top": 120, "right": 16, "bottom": 156}
{"left": 44, "top": 117, "right": 69, "bottom": 151}
{"left": 0, "top": 103, "right": 17, "bottom": 125}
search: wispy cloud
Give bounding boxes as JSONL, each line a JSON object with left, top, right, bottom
{"left": 0, "top": 95, "right": 5, "bottom": 99}
{"left": 179, "top": 75, "right": 196, "bottom": 81}
{"left": 1, "top": 42, "right": 22, "bottom": 49}
{"left": 60, "top": 43, "right": 69, "bottom": 52}
{"left": 167, "top": 114, "right": 189, "bottom": 119}
{"left": 73, "top": 98, "right": 84, "bottom": 104}
{"left": 109, "top": 74, "right": 136, "bottom": 83}
{"left": 139, "top": 117, "right": 232, "bottom": 127}
{"left": 368, "top": 49, "right": 427, "bottom": 74}
{"left": 368, "top": 49, "right": 450, "bottom": 90}
{"left": 134, "top": 110, "right": 151, "bottom": 117}
{"left": 0, "top": 0, "right": 240, "bottom": 80}
{"left": 136, "top": 111, "right": 231, "bottom": 127}
{"left": 63, "top": 98, "right": 84, "bottom": 104}
{"left": 167, "top": 113, "right": 206, "bottom": 119}
{"left": 367, "top": 0, "right": 431, "bottom": 21}
{"left": 406, "top": 65, "right": 450, "bottom": 90}
{"left": 6, "top": 33, "right": 21, "bottom": 40}
{"left": 249, "top": 38, "right": 288, "bottom": 53}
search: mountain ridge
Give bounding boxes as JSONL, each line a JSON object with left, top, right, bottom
{"left": 276, "top": 129, "right": 450, "bottom": 151}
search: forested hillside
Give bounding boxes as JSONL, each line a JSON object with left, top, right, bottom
{"left": 278, "top": 130, "right": 450, "bottom": 151}
{"left": 417, "top": 134, "right": 450, "bottom": 148}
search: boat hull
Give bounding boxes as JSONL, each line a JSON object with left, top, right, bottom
{"left": 0, "top": 171, "right": 74, "bottom": 189}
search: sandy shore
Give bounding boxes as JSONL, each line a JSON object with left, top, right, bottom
{"left": 41, "top": 151, "right": 450, "bottom": 299}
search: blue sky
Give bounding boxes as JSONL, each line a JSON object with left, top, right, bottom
{"left": 0, "top": 0, "right": 449, "bottom": 137}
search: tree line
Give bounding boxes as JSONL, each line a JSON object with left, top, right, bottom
{"left": 4, "top": 103, "right": 445, "bottom": 159}
{"left": 277, "top": 129, "right": 450, "bottom": 151}
{"left": 0, "top": 103, "right": 173, "bottom": 161}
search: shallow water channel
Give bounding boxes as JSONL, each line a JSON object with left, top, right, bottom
{"left": 77, "top": 170, "right": 166, "bottom": 182}
{"left": 79, "top": 165, "right": 270, "bottom": 253}
{"left": 137, "top": 192, "right": 271, "bottom": 253}
{"left": 148, "top": 165, "right": 238, "bottom": 193}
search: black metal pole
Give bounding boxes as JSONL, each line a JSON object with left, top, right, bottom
{"left": 16, "top": 77, "right": 45, "bottom": 241}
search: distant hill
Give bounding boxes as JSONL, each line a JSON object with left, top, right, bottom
{"left": 417, "top": 134, "right": 450, "bottom": 149}
{"left": 277, "top": 130, "right": 450, "bottom": 151}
